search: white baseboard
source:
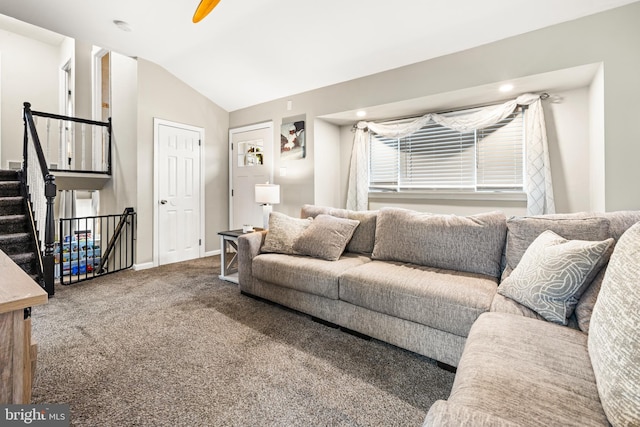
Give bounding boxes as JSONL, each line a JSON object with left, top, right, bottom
{"left": 205, "top": 250, "right": 221, "bottom": 257}
{"left": 133, "top": 262, "right": 155, "bottom": 271}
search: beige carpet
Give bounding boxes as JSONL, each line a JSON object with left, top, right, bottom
{"left": 31, "top": 256, "right": 454, "bottom": 426}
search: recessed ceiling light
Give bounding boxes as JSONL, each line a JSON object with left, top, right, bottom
{"left": 499, "top": 84, "right": 514, "bottom": 92}
{"left": 113, "top": 20, "right": 132, "bottom": 32}
{"left": 356, "top": 110, "right": 367, "bottom": 117}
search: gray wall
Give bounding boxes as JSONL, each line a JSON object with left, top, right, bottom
{"left": 136, "top": 59, "right": 229, "bottom": 264}
{"left": 0, "top": 28, "right": 59, "bottom": 167}
{"left": 229, "top": 2, "right": 640, "bottom": 213}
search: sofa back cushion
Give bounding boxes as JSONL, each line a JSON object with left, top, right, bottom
{"left": 371, "top": 208, "right": 507, "bottom": 278}
{"left": 300, "top": 205, "right": 377, "bottom": 254}
{"left": 503, "top": 215, "right": 611, "bottom": 275}
{"left": 588, "top": 221, "right": 640, "bottom": 426}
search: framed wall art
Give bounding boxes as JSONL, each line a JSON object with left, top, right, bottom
{"left": 280, "top": 120, "right": 305, "bottom": 160}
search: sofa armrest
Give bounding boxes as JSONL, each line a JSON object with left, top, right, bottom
{"left": 423, "top": 401, "right": 520, "bottom": 427}
{"left": 237, "top": 230, "right": 267, "bottom": 292}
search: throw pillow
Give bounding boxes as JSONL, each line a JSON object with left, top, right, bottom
{"left": 261, "top": 212, "right": 313, "bottom": 255}
{"left": 292, "top": 214, "right": 360, "bottom": 261}
{"left": 371, "top": 208, "right": 507, "bottom": 278}
{"left": 498, "top": 230, "right": 614, "bottom": 325}
{"left": 300, "top": 204, "right": 378, "bottom": 254}
{"left": 588, "top": 222, "right": 640, "bottom": 427}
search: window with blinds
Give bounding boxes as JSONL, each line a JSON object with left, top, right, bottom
{"left": 369, "top": 106, "right": 524, "bottom": 192}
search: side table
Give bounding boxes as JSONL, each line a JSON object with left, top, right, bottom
{"left": 218, "top": 229, "right": 262, "bottom": 283}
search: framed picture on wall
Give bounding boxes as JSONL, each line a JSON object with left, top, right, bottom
{"left": 280, "top": 120, "right": 305, "bottom": 160}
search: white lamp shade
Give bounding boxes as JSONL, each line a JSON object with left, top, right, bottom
{"left": 255, "top": 184, "right": 280, "bottom": 204}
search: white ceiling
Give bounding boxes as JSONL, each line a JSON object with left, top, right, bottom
{"left": 0, "top": 0, "right": 637, "bottom": 112}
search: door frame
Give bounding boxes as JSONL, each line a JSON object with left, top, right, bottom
{"left": 153, "top": 118, "right": 205, "bottom": 267}
{"left": 228, "top": 121, "right": 273, "bottom": 229}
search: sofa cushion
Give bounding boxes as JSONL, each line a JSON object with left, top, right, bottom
{"left": 261, "top": 212, "right": 313, "bottom": 255}
{"left": 339, "top": 261, "right": 498, "bottom": 337}
{"left": 503, "top": 215, "right": 610, "bottom": 276}
{"left": 252, "top": 252, "right": 371, "bottom": 299}
{"left": 292, "top": 214, "right": 359, "bottom": 261}
{"left": 589, "top": 222, "right": 640, "bottom": 427}
{"left": 300, "top": 204, "right": 377, "bottom": 254}
{"left": 446, "top": 312, "right": 609, "bottom": 426}
{"left": 498, "top": 230, "right": 614, "bottom": 325}
{"left": 371, "top": 208, "right": 506, "bottom": 278}
{"left": 574, "top": 268, "right": 606, "bottom": 333}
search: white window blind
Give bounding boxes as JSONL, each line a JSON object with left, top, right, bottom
{"left": 369, "top": 106, "right": 524, "bottom": 192}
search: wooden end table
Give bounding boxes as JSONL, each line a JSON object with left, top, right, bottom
{"left": 217, "top": 229, "right": 262, "bottom": 283}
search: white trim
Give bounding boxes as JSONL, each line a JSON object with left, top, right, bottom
{"left": 368, "top": 190, "right": 527, "bottom": 202}
{"left": 153, "top": 118, "right": 205, "bottom": 267}
{"left": 205, "top": 249, "right": 221, "bottom": 257}
{"left": 228, "top": 121, "right": 273, "bottom": 229}
{"left": 133, "top": 262, "right": 155, "bottom": 271}
{"left": 91, "top": 47, "right": 110, "bottom": 120}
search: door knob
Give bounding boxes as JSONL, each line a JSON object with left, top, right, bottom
{"left": 160, "top": 200, "right": 168, "bottom": 205}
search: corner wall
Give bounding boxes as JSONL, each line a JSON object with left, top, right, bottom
{"left": 136, "top": 59, "right": 229, "bottom": 264}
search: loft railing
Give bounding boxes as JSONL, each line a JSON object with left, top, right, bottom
{"left": 22, "top": 102, "right": 56, "bottom": 296}
{"left": 29, "top": 106, "right": 112, "bottom": 174}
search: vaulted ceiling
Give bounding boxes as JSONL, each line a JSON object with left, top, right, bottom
{"left": 0, "top": 0, "right": 637, "bottom": 111}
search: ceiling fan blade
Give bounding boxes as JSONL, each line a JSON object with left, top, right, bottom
{"left": 193, "top": 0, "right": 221, "bottom": 23}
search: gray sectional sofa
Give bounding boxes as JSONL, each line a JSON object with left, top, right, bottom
{"left": 237, "top": 204, "right": 640, "bottom": 426}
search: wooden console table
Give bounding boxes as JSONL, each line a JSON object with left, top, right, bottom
{"left": 0, "top": 249, "right": 48, "bottom": 404}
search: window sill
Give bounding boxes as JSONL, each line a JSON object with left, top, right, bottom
{"left": 368, "top": 190, "right": 527, "bottom": 202}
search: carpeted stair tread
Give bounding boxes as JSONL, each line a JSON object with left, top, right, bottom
{"left": 0, "top": 214, "right": 28, "bottom": 225}
{"left": 8, "top": 252, "right": 38, "bottom": 277}
{"left": 0, "top": 232, "right": 31, "bottom": 241}
{"left": 0, "top": 196, "right": 24, "bottom": 215}
{"left": 0, "top": 169, "right": 20, "bottom": 181}
{"left": 0, "top": 215, "right": 29, "bottom": 234}
{"left": 0, "top": 232, "right": 33, "bottom": 255}
{"left": 0, "top": 181, "right": 21, "bottom": 197}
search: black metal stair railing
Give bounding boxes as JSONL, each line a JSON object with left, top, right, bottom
{"left": 22, "top": 102, "right": 56, "bottom": 296}
{"left": 29, "top": 106, "right": 112, "bottom": 174}
{"left": 57, "top": 208, "right": 136, "bottom": 285}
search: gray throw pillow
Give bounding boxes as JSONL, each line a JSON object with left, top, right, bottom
{"left": 588, "top": 222, "right": 640, "bottom": 427}
{"left": 261, "top": 212, "right": 313, "bottom": 255}
{"left": 292, "top": 214, "right": 360, "bottom": 261}
{"left": 498, "top": 230, "right": 614, "bottom": 325}
{"left": 300, "top": 204, "right": 377, "bottom": 254}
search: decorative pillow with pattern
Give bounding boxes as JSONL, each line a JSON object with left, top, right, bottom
{"left": 293, "top": 214, "right": 360, "bottom": 261}
{"left": 260, "top": 212, "right": 313, "bottom": 255}
{"left": 498, "top": 230, "right": 614, "bottom": 325}
{"left": 588, "top": 221, "right": 640, "bottom": 427}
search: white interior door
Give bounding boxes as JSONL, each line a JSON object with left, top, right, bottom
{"left": 155, "top": 119, "right": 203, "bottom": 266}
{"left": 229, "top": 122, "right": 273, "bottom": 230}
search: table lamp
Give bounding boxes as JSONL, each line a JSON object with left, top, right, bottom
{"left": 255, "top": 183, "right": 280, "bottom": 229}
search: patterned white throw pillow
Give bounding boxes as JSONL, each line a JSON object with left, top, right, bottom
{"left": 498, "top": 230, "right": 614, "bottom": 325}
{"left": 589, "top": 221, "right": 640, "bottom": 426}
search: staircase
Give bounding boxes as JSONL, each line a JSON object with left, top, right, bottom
{"left": 0, "top": 169, "right": 40, "bottom": 282}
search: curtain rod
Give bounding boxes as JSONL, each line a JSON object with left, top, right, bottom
{"left": 351, "top": 92, "right": 550, "bottom": 132}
